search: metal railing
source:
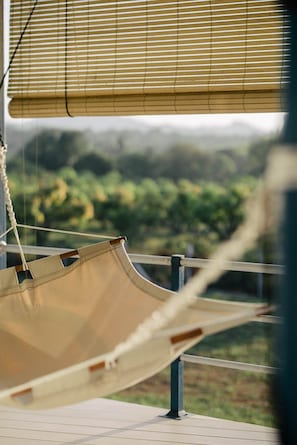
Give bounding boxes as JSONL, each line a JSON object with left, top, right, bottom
{"left": 166, "top": 250, "right": 279, "bottom": 419}
{"left": 0, "top": 241, "right": 284, "bottom": 275}
{"left": 0, "top": 241, "right": 280, "bottom": 418}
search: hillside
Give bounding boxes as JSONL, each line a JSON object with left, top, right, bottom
{"left": 6, "top": 117, "right": 272, "bottom": 157}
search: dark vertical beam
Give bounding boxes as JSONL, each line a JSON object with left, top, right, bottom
{"left": 167, "top": 357, "right": 185, "bottom": 419}
{"left": 0, "top": 0, "right": 6, "bottom": 270}
{"left": 282, "top": 4, "right": 297, "bottom": 144}
{"left": 277, "top": 3, "right": 297, "bottom": 444}
{"left": 166, "top": 254, "right": 187, "bottom": 419}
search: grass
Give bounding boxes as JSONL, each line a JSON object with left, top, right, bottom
{"left": 108, "top": 293, "right": 278, "bottom": 427}
{"left": 108, "top": 364, "right": 276, "bottom": 426}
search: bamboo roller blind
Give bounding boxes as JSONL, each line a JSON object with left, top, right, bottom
{"left": 8, "top": 0, "right": 288, "bottom": 118}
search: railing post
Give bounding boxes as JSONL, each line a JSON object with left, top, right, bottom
{"left": 166, "top": 254, "right": 187, "bottom": 419}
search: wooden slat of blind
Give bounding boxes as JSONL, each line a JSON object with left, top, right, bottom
{"left": 9, "top": 91, "right": 282, "bottom": 117}
{"left": 9, "top": 0, "right": 283, "bottom": 17}
{"left": 8, "top": 0, "right": 288, "bottom": 117}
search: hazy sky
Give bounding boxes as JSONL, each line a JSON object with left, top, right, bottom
{"left": 133, "top": 113, "right": 285, "bottom": 132}
{"left": 6, "top": 112, "right": 285, "bottom": 134}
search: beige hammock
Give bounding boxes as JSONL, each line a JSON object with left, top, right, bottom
{"left": 0, "top": 237, "right": 266, "bottom": 410}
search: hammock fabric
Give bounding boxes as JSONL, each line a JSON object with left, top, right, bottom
{"left": 0, "top": 237, "right": 265, "bottom": 410}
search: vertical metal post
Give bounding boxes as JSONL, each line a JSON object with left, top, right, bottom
{"left": 0, "top": 0, "right": 6, "bottom": 270}
{"left": 277, "top": 4, "right": 297, "bottom": 444}
{"left": 166, "top": 254, "right": 187, "bottom": 419}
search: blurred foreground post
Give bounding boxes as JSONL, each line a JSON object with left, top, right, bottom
{"left": 278, "top": 3, "right": 297, "bottom": 444}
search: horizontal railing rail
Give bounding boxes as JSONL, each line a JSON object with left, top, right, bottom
{"left": 0, "top": 242, "right": 284, "bottom": 275}
{"left": 181, "top": 354, "right": 276, "bottom": 374}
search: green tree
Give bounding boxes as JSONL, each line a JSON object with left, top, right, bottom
{"left": 158, "top": 144, "right": 207, "bottom": 181}
{"left": 74, "top": 152, "right": 114, "bottom": 176}
{"left": 168, "top": 180, "right": 201, "bottom": 233}
{"left": 135, "top": 179, "right": 176, "bottom": 231}
{"left": 117, "top": 151, "right": 158, "bottom": 180}
{"left": 22, "top": 129, "right": 90, "bottom": 171}
{"left": 245, "top": 137, "right": 275, "bottom": 176}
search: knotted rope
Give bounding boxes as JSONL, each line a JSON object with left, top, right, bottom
{"left": 0, "top": 144, "right": 28, "bottom": 270}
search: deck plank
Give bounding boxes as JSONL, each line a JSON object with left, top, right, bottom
{"left": 0, "top": 398, "right": 279, "bottom": 445}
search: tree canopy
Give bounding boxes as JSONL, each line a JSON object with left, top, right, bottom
{"left": 6, "top": 128, "right": 277, "bottom": 295}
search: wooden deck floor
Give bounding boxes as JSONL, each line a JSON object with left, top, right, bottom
{"left": 0, "top": 398, "right": 278, "bottom": 444}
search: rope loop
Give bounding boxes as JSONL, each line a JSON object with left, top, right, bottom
{"left": 0, "top": 145, "right": 28, "bottom": 271}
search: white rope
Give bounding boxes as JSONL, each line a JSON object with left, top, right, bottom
{"left": 104, "top": 147, "right": 297, "bottom": 367}
{"left": 0, "top": 145, "right": 28, "bottom": 270}
{"left": 0, "top": 226, "right": 14, "bottom": 239}
{"left": 16, "top": 224, "right": 117, "bottom": 240}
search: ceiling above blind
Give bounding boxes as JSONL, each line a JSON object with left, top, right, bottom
{"left": 8, "top": 0, "right": 288, "bottom": 118}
